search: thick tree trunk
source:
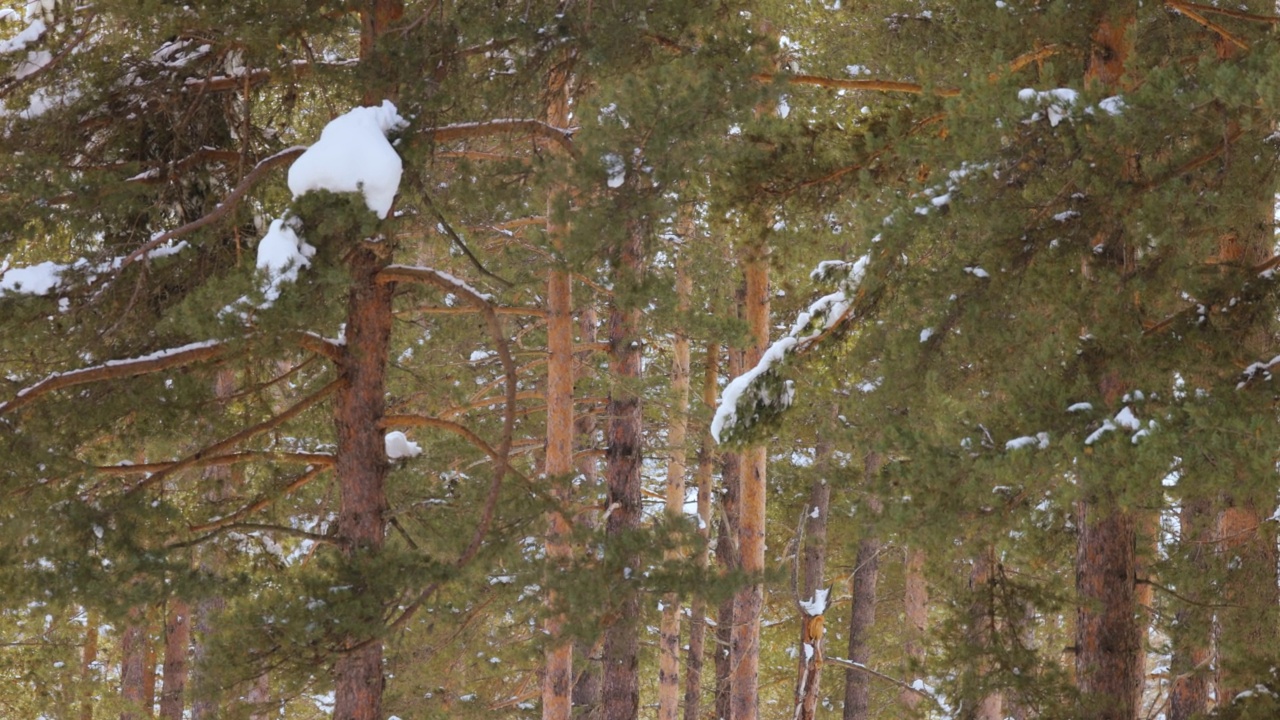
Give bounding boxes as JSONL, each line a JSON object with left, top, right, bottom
{"left": 331, "top": 242, "right": 395, "bottom": 720}
{"left": 119, "top": 609, "right": 149, "bottom": 720}
{"left": 843, "top": 452, "right": 883, "bottom": 720}
{"left": 730, "top": 247, "right": 769, "bottom": 720}
{"left": 793, "top": 435, "right": 832, "bottom": 720}
{"left": 1215, "top": 499, "right": 1279, "bottom": 702}
{"left": 684, "top": 343, "right": 718, "bottom": 720}
{"left": 157, "top": 598, "right": 190, "bottom": 720}
{"left": 658, "top": 263, "right": 692, "bottom": 720}
{"left": 900, "top": 548, "right": 928, "bottom": 713}
{"left": 1074, "top": 500, "right": 1141, "bottom": 720}
{"left": 601, "top": 219, "right": 645, "bottom": 720}
{"left": 1169, "top": 499, "right": 1210, "bottom": 720}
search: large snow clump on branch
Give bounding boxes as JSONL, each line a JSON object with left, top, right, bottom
{"left": 287, "top": 100, "right": 408, "bottom": 219}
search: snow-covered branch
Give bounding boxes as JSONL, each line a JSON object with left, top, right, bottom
{"left": 0, "top": 340, "right": 229, "bottom": 416}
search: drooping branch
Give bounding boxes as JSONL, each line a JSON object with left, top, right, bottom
{"left": 824, "top": 656, "right": 943, "bottom": 710}
{"left": 126, "top": 378, "right": 343, "bottom": 494}
{"left": 0, "top": 340, "right": 230, "bottom": 417}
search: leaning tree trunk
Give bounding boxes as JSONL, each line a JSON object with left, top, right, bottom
{"left": 684, "top": 343, "right": 719, "bottom": 720}
{"left": 730, "top": 244, "right": 770, "bottom": 720}
{"left": 601, "top": 216, "right": 646, "bottom": 720}
{"left": 793, "top": 433, "right": 833, "bottom": 720}
{"left": 658, "top": 261, "right": 692, "bottom": 720}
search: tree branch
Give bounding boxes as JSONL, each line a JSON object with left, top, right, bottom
{"left": 182, "top": 464, "right": 331, "bottom": 536}
{"left": 0, "top": 340, "right": 229, "bottom": 417}
{"left": 420, "top": 119, "right": 579, "bottom": 158}
{"left": 98, "top": 451, "right": 333, "bottom": 474}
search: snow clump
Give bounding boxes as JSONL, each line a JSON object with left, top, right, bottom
{"left": 384, "top": 431, "right": 422, "bottom": 460}
{"left": 287, "top": 100, "right": 408, "bottom": 219}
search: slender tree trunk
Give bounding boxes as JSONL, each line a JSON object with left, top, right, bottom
{"left": 82, "top": 611, "right": 98, "bottom": 720}
{"left": 541, "top": 48, "right": 578, "bottom": 720}
{"left": 601, "top": 217, "right": 645, "bottom": 720}
{"left": 1169, "top": 498, "right": 1210, "bottom": 720}
{"left": 143, "top": 628, "right": 157, "bottom": 718}
{"left": 843, "top": 452, "right": 883, "bottom": 720}
{"left": 715, "top": 343, "right": 744, "bottom": 720}
{"left": 658, "top": 262, "right": 692, "bottom": 720}
{"left": 573, "top": 308, "right": 603, "bottom": 720}
{"left": 246, "top": 673, "right": 271, "bottom": 720}
{"left": 684, "top": 343, "right": 719, "bottom": 720}
{"left": 793, "top": 434, "right": 832, "bottom": 720}
{"left": 120, "top": 608, "right": 149, "bottom": 720}
{"left": 900, "top": 548, "right": 927, "bottom": 713}
{"left": 730, "top": 246, "right": 769, "bottom": 720}
{"left": 157, "top": 598, "right": 190, "bottom": 720}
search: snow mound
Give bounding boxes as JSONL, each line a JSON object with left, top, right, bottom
{"left": 385, "top": 431, "right": 422, "bottom": 460}
{"left": 256, "top": 218, "right": 316, "bottom": 303}
{"left": 287, "top": 100, "right": 408, "bottom": 219}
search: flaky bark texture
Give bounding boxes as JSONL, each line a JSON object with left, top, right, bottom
{"left": 730, "top": 249, "right": 769, "bottom": 720}
{"left": 1169, "top": 499, "right": 1210, "bottom": 720}
{"left": 843, "top": 452, "right": 883, "bottom": 720}
{"left": 1074, "top": 501, "right": 1141, "bottom": 720}
{"left": 793, "top": 435, "right": 832, "bottom": 720}
{"left": 601, "top": 219, "right": 645, "bottom": 720}
{"left": 715, "top": 343, "right": 744, "bottom": 720}
{"left": 158, "top": 598, "right": 190, "bottom": 720}
{"left": 683, "top": 343, "right": 718, "bottom": 720}
{"left": 331, "top": 241, "right": 395, "bottom": 720}
{"left": 81, "top": 612, "right": 98, "bottom": 720}
{"left": 900, "top": 548, "right": 928, "bottom": 713}
{"left": 573, "top": 309, "right": 603, "bottom": 720}
{"left": 657, "top": 263, "right": 692, "bottom": 720}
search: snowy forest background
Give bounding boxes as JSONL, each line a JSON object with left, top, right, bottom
{"left": 4, "top": 0, "right": 1280, "bottom": 719}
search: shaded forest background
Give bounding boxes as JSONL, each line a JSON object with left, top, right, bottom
{"left": 3, "top": 1, "right": 1280, "bottom": 719}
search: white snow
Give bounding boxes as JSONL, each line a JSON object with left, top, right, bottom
{"left": 0, "top": 18, "right": 45, "bottom": 55}
{"left": 1005, "top": 432, "right": 1049, "bottom": 451}
{"left": 799, "top": 587, "right": 829, "bottom": 616}
{"left": 919, "top": 327, "right": 934, "bottom": 343}
{"left": 255, "top": 218, "right": 315, "bottom": 303}
{"left": 964, "top": 266, "right": 990, "bottom": 279}
{"left": 1066, "top": 402, "right": 1093, "bottom": 413}
{"left": 602, "top": 153, "right": 626, "bottom": 189}
{"left": 1113, "top": 406, "right": 1141, "bottom": 431}
{"left": 384, "top": 431, "right": 421, "bottom": 460}
{"left": 0, "top": 260, "right": 63, "bottom": 295}
{"left": 287, "top": 100, "right": 407, "bottom": 219}
{"left": 711, "top": 336, "right": 796, "bottom": 444}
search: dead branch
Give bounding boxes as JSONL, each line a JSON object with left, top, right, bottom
{"left": 754, "top": 72, "right": 961, "bottom": 97}
{"left": 1167, "top": 0, "right": 1249, "bottom": 49}
{"left": 420, "top": 119, "right": 579, "bottom": 158}
{"left": 98, "top": 451, "right": 334, "bottom": 474}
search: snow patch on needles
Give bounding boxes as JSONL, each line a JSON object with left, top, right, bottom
{"left": 713, "top": 254, "right": 870, "bottom": 445}
{"left": 256, "top": 218, "right": 315, "bottom": 303}
{"left": 384, "top": 431, "right": 421, "bottom": 460}
{"left": 799, "top": 588, "right": 829, "bottom": 616}
{"left": 287, "top": 100, "right": 407, "bottom": 219}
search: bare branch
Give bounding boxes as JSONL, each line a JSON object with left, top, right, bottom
{"left": 754, "top": 72, "right": 960, "bottom": 97}
{"left": 420, "top": 119, "right": 579, "bottom": 158}
{"left": 98, "top": 451, "right": 334, "bottom": 475}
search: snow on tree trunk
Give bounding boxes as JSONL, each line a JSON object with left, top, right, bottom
{"left": 657, "top": 260, "right": 692, "bottom": 720}
{"left": 158, "top": 598, "right": 190, "bottom": 720}
{"left": 601, "top": 218, "right": 645, "bottom": 720}
{"left": 684, "top": 343, "right": 718, "bottom": 720}
{"left": 730, "top": 248, "right": 769, "bottom": 720}
{"left": 793, "top": 433, "right": 832, "bottom": 720}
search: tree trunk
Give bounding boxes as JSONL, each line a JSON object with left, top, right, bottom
{"left": 658, "top": 262, "right": 692, "bottom": 720}
{"left": 730, "top": 246, "right": 769, "bottom": 720}
{"left": 962, "top": 549, "right": 1001, "bottom": 720}
{"left": 1169, "top": 498, "right": 1210, "bottom": 720}
{"left": 1074, "top": 499, "right": 1141, "bottom": 720}
{"left": 900, "top": 548, "right": 927, "bottom": 713}
{"left": 82, "top": 611, "right": 98, "bottom": 720}
{"left": 684, "top": 343, "right": 718, "bottom": 720}
{"left": 573, "top": 308, "right": 602, "bottom": 720}
{"left": 120, "top": 608, "right": 149, "bottom": 720}
{"left": 541, "top": 46, "right": 577, "bottom": 720}
{"left": 1215, "top": 498, "right": 1279, "bottom": 702}
{"left": 715, "top": 342, "right": 744, "bottom": 720}
{"left": 330, "top": 241, "right": 395, "bottom": 720}
{"left": 843, "top": 452, "right": 883, "bottom": 720}
{"left": 157, "top": 598, "right": 190, "bottom": 720}
{"left": 601, "top": 218, "right": 645, "bottom": 720}
{"left": 246, "top": 673, "right": 271, "bottom": 720}
{"left": 793, "top": 434, "right": 832, "bottom": 720}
